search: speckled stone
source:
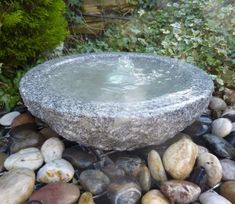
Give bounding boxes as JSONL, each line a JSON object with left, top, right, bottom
{"left": 20, "top": 53, "right": 213, "bottom": 150}
{"left": 160, "top": 180, "right": 201, "bottom": 204}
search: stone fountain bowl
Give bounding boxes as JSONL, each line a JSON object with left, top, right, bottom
{"left": 20, "top": 52, "right": 213, "bottom": 150}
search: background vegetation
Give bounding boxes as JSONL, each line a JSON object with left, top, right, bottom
{"left": 0, "top": 0, "right": 234, "bottom": 110}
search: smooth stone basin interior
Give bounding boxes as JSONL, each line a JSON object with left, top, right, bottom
{"left": 20, "top": 52, "right": 214, "bottom": 150}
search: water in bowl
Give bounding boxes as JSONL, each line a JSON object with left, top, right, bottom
{"left": 49, "top": 56, "right": 191, "bottom": 103}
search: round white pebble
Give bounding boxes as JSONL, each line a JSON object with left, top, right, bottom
{"left": 0, "top": 111, "right": 20, "bottom": 126}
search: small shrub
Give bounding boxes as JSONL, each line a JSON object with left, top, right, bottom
{"left": 0, "top": 0, "right": 68, "bottom": 72}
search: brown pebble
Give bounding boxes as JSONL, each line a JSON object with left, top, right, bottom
{"left": 11, "top": 112, "right": 35, "bottom": 128}
{"left": 142, "top": 189, "right": 170, "bottom": 204}
{"left": 220, "top": 181, "right": 235, "bottom": 204}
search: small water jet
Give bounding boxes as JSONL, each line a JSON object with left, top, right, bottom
{"left": 20, "top": 52, "right": 213, "bottom": 150}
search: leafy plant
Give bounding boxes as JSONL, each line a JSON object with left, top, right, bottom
{"left": 73, "top": 0, "right": 235, "bottom": 89}
{"left": 0, "top": 0, "right": 68, "bottom": 73}
{"left": 0, "top": 64, "right": 26, "bottom": 110}
{"left": 65, "top": 0, "right": 83, "bottom": 26}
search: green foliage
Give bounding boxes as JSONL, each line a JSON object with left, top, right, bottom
{"left": 74, "top": 0, "right": 235, "bottom": 89}
{"left": 0, "top": 0, "right": 68, "bottom": 72}
{"left": 65, "top": 0, "right": 83, "bottom": 26}
{"left": 0, "top": 64, "right": 26, "bottom": 111}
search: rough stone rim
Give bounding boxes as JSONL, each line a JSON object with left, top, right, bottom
{"left": 20, "top": 52, "right": 214, "bottom": 118}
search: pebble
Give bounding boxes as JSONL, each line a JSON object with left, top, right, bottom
{"left": 222, "top": 109, "right": 235, "bottom": 122}
{"left": 197, "top": 152, "right": 222, "bottom": 187}
{"left": 4, "top": 147, "right": 43, "bottom": 170}
{"left": 40, "top": 127, "right": 60, "bottom": 139}
{"left": 79, "top": 192, "right": 95, "bottom": 204}
{"left": 187, "top": 166, "right": 208, "bottom": 192}
{"left": 220, "top": 181, "right": 235, "bottom": 204}
{"left": 198, "top": 115, "right": 213, "bottom": 126}
{"left": 199, "top": 191, "right": 232, "bottom": 204}
{"left": 224, "top": 88, "right": 235, "bottom": 104}
{"left": 10, "top": 127, "right": 45, "bottom": 153}
{"left": 203, "top": 134, "right": 235, "bottom": 159}
{"left": 107, "top": 176, "right": 141, "bottom": 204}
{"left": 0, "top": 168, "right": 35, "bottom": 204}
{"left": 79, "top": 169, "right": 110, "bottom": 195}
{"left": 13, "top": 104, "right": 27, "bottom": 113}
{"left": 0, "top": 111, "right": 20, "bottom": 126}
{"left": 137, "top": 165, "right": 151, "bottom": 192}
{"left": 0, "top": 152, "right": 7, "bottom": 171}
{"left": 163, "top": 137, "right": 198, "bottom": 179}
{"left": 160, "top": 180, "right": 201, "bottom": 204}
{"left": 212, "top": 118, "right": 232, "bottom": 137}
{"left": 102, "top": 164, "right": 126, "bottom": 179}
{"left": 197, "top": 145, "right": 209, "bottom": 156}
{"left": 141, "top": 190, "right": 170, "bottom": 204}
{"left": 0, "top": 137, "right": 10, "bottom": 152}
{"left": 220, "top": 159, "right": 235, "bottom": 180}
{"left": 37, "top": 159, "right": 74, "bottom": 183}
{"left": 11, "top": 112, "right": 35, "bottom": 128}
{"left": 147, "top": 150, "right": 167, "bottom": 182}
{"left": 115, "top": 156, "right": 143, "bottom": 177}
{"left": 62, "top": 147, "right": 96, "bottom": 169}
{"left": 225, "top": 131, "right": 235, "bottom": 146}
{"left": 209, "top": 97, "right": 227, "bottom": 111}
{"left": 29, "top": 182, "right": 80, "bottom": 204}
{"left": 0, "top": 125, "right": 9, "bottom": 137}
{"left": 183, "top": 120, "right": 209, "bottom": 138}
{"left": 41, "top": 137, "right": 64, "bottom": 163}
